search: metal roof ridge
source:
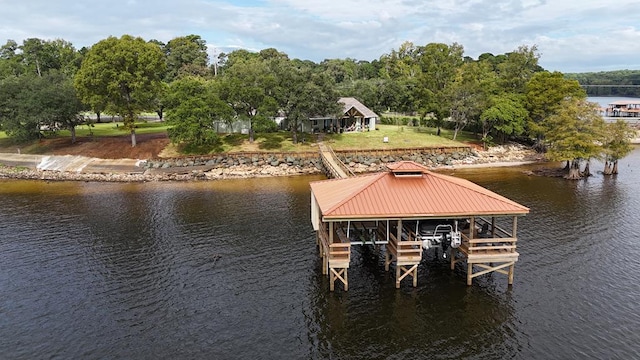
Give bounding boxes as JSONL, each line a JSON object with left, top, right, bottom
{"left": 323, "top": 171, "right": 388, "bottom": 215}
{"left": 426, "top": 171, "right": 530, "bottom": 212}
{"left": 387, "top": 160, "right": 430, "bottom": 173}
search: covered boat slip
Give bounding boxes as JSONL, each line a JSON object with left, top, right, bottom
{"left": 310, "top": 161, "right": 529, "bottom": 291}
{"left": 602, "top": 100, "right": 640, "bottom": 118}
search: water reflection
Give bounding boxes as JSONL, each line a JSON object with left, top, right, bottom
{"left": 306, "top": 244, "right": 520, "bottom": 359}
{"left": 2, "top": 151, "right": 640, "bottom": 358}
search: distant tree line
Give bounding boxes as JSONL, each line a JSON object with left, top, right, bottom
{"left": 565, "top": 70, "right": 640, "bottom": 97}
{"left": 0, "top": 35, "right": 634, "bottom": 178}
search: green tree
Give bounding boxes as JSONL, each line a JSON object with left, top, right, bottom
{"left": 74, "top": 35, "right": 166, "bottom": 147}
{"left": 153, "top": 81, "right": 169, "bottom": 122}
{"left": 0, "top": 75, "right": 37, "bottom": 141}
{"left": 0, "top": 40, "right": 24, "bottom": 78}
{"left": 338, "top": 78, "right": 403, "bottom": 115}
{"left": 375, "top": 79, "right": 404, "bottom": 114}
{"left": 162, "top": 35, "right": 209, "bottom": 82}
{"left": 526, "top": 71, "right": 586, "bottom": 144}
{"left": 20, "top": 38, "right": 80, "bottom": 77}
{"left": 216, "top": 49, "right": 258, "bottom": 74}
{"left": 601, "top": 119, "right": 634, "bottom": 175}
{"left": 449, "top": 61, "right": 496, "bottom": 140}
{"left": 219, "top": 55, "right": 277, "bottom": 142}
{"left": 497, "top": 45, "right": 543, "bottom": 93}
{"left": 355, "top": 60, "right": 380, "bottom": 80}
{"left": 480, "top": 94, "right": 528, "bottom": 146}
{"left": 165, "top": 76, "right": 233, "bottom": 151}
{"left": 319, "top": 58, "right": 357, "bottom": 84}
{"left": 542, "top": 98, "right": 605, "bottom": 179}
{"left": 477, "top": 52, "right": 508, "bottom": 72}
{"left": 337, "top": 79, "right": 376, "bottom": 109}
{"left": 37, "top": 71, "right": 86, "bottom": 143}
{"left": 378, "top": 42, "right": 421, "bottom": 114}
{"left": 0, "top": 72, "right": 84, "bottom": 142}
{"left": 379, "top": 41, "right": 420, "bottom": 81}
{"left": 276, "top": 62, "right": 341, "bottom": 143}
{"left": 415, "top": 42, "right": 464, "bottom": 134}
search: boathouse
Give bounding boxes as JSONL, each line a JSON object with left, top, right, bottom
{"left": 309, "top": 161, "right": 530, "bottom": 291}
{"left": 603, "top": 100, "right": 640, "bottom": 118}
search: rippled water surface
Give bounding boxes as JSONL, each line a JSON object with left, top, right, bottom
{"left": 2, "top": 150, "right": 640, "bottom": 359}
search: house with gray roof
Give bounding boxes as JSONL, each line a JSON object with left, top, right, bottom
{"left": 305, "top": 97, "right": 379, "bottom": 133}
{"left": 218, "top": 97, "right": 379, "bottom": 134}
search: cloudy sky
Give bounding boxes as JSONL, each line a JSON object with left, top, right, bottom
{"left": 1, "top": 0, "right": 639, "bottom": 73}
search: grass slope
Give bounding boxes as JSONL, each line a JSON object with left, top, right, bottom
{"left": 1, "top": 123, "right": 478, "bottom": 157}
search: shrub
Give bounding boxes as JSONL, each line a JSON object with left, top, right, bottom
{"left": 253, "top": 116, "right": 278, "bottom": 133}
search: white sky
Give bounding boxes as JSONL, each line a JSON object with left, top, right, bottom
{"left": 1, "top": 0, "right": 639, "bottom": 73}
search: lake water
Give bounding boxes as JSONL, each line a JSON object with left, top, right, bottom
{"left": 1, "top": 149, "right": 640, "bottom": 359}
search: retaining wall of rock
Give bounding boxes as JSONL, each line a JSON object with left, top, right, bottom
{"left": 3, "top": 145, "right": 540, "bottom": 183}
{"left": 337, "top": 146, "right": 476, "bottom": 173}
{"left": 145, "top": 152, "right": 321, "bottom": 170}
{"left": 144, "top": 147, "right": 477, "bottom": 177}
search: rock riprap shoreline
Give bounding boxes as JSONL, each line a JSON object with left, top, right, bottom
{"left": 0, "top": 144, "right": 541, "bottom": 182}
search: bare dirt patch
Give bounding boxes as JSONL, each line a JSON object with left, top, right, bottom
{"left": 21, "top": 133, "right": 170, "bottom": 159}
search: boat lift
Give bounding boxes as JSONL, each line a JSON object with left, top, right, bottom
{"left": 416, "top": 220, "right": 462, "bottom": 258}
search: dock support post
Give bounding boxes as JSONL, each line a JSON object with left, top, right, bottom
{"left": 329, "top": 268, "right": 348, "bottom": 291}
{"left": 510, "top": 216, "right": 518, "bottom": 285}
{"left": 467, "top": 216, "right": 475, "bottom": 285}
{"left": 395, "top": 265, "right": 419, "bottom": 288}
{"left": 330, "top": 270, "right": 335, "bottom": 291}
{"left": 344, "top": 269, "right": 348, "bottom": 291}
{"left": 508, "top": 264, "right": 515, "bottom": 285}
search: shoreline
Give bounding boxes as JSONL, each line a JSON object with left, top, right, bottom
{"left": 0, "top": 159, "right": 545, "bottom": 183}
{"left": 0, "top": 144, "right": 544, "bottom": 182}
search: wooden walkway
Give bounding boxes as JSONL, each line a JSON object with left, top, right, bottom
{"left": 318, "top": 143, "right": 353, "bottom": 179}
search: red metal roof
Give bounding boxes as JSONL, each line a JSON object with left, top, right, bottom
{"left": 310, "top": 161, "right": 529, "bottom": 220}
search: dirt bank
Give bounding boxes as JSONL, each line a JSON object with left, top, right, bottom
{"left": 0, "top": 133, "right": 170, "bottom": 159}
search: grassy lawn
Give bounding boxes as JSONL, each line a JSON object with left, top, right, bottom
{"left": 0, "top": 131, "right": 16, "bottom": 150}
{"left": 1, "top": 122, "right": 479, "bottom": 155}
{"left": 216, "top": 124, "right": 476, "bottom": 153}
{"left": 57, "top": 121, "right": 171, "bottom": 137}
{"left": 325, "top": 124, "right": 477, "bottom": 150}
{"left": 1, "top": 122, "right": 170, "bottom": 141}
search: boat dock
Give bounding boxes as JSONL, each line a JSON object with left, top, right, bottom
{"left": 599, "top": 99, "right": 640, "bottom": 128}
{"left": 310, "top": 157, "right": 529, "bottom": 291}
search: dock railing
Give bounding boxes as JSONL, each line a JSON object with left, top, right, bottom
{"left": 452, "top": 217, "right": 519, "bottom": 285}
{"left": 318, "top": 224, "right": 351, "bottom": 291}
{"left": 378, "top": 222, "right": 422, "bottom": 288}
{"left": 318, "top": 143, "right": 353, "bottom": 179}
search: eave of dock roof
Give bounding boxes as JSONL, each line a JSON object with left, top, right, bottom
{"left": 310, "top": 161, "right": 529, "bottom": 220}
